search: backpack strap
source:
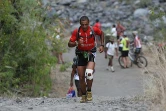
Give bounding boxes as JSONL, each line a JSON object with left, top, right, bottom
{"left": 89, "top": 26, "right": 96, "bottom": 40}
{"left": 76, "top": 26, "right": 81, "bottom": 41}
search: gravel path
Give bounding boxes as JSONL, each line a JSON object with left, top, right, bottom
{"left": 0, "top": 96, "right": 151, "bottom": 111}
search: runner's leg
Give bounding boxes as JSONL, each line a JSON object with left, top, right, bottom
{"left": 77, "top": 66, "right": 86, "bottom": 95}
{"left": 59, "top": 52, "right": 64, "bottom": 64}
{"left": 86, "top": 62, "right": 95, "bottom": 91}
{"left": 110, "top": 56, "right": 113, "bottom": 66}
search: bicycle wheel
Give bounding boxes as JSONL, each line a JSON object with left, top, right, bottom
{"left": 118, "top": 55, "right": 124, "bottom": 67}
{"left": 137, "top": 56, "right": 148, "bottom": 68}
{"left": 118, "top": 55, "right": 132, "bottom": 68}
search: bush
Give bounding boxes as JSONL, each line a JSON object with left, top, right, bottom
{"left": 59, "top": 62, "right": 72, "bottom": 72}
{"left": 0, "top": 0, "right": 68, "bottom": 96}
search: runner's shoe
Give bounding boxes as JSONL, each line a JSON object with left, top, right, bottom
{"left": 80, "top": 95, "right": 86, "bottom": 103}
{"left": 86, "top": 91, "right": 92, "bottom": 101}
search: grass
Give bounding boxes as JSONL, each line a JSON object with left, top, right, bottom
{"left": 143, "top": 43, "right": 166, "bottom": 110}
{"left": 59, "top": 62, "right": 72, "bottom": 72}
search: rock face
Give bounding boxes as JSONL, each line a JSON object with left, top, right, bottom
{"left": 42, "top": 0, "right": 166, "bottom": 39}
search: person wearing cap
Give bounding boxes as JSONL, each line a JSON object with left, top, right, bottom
{"left": 105, "top": 37, "right": 118, "bottom": 72}
{"left": 132, "top": 31, "right": 142, "bottom": 62}
{"left": 121, "top": 32, "right": 130, "bottom": 68}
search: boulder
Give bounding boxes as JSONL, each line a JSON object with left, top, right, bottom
{"left": 133, "top": 8, "right": 149, "bottom": 18}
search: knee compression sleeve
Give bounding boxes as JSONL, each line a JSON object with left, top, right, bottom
{"left": 85, "top": 69, "right": 93, "bottom": 80}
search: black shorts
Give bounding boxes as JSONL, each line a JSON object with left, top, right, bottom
{"left": 122, "top": 51, "right": 129, "bottom": 57}
{"left": 76, "top": 53, "right": 95, "bottom": 66}
{"left": 135, "top": 48, "right": 141, "bottom": 54}
{"left": 75, "top": 47, "right": 96, "bottom": 66}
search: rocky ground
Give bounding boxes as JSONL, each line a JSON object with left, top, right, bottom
{"left": 0, "top": 96, "right": 153, "bottom": 111}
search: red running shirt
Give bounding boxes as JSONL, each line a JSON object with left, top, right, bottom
{"left": 94, "top": 22, "right": 101, "bottom": 29}
{"left": 70, "top": 26, "right": 102, "bottom": 51}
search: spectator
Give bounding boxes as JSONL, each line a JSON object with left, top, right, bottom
{"left": 132, "top": 31, "right": 142, "bottom": 62}
{"left": 121, "top": 32, "right": 129, "bottom": 68}
{"left": 94, "top": 19, "right": 101, "bottom": 46}
{"left": 116, "top": 21, "right": 125, "bottom": 40}
{"left": 110, "top": 24, "right": 117, "bottom": 38}
{"left": 94, "top": 19, "right": 101, "bottom": 29}
{"left": 105, "top": 37, "right": 118, "bottom": 72}
{"left": 55, "top": 28, "right": 65, "bottom": 64}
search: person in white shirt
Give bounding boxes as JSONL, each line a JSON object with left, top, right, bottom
{"left": 110, "top": 24, "right": 117, "bottom": 38}
{"left": 105, "top": 37, "right": 118, "bottom": 72}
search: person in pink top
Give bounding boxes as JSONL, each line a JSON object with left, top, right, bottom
{"left": 132, "top": 31, "right": 142, "bottom": 62}
{"left": 116, "top": 21, "right": 125, "bottom": 40}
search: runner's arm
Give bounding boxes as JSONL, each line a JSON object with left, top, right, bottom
{"left": 68, "top": 29, "right": 77, "bottom": 47}
{"left": 100, "top": 31, "right": 104, "bottom": 46}
{"left": 68, "top": 41, "right": 77, "bottom": 47}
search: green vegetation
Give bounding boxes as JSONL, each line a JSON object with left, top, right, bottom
{"left": 148, "top": 7, "right": 166, "bottom": 41}
{"left": 0, "top": 0, "right": 68, "bottom": 96}
{"left": 59, "top": 62, "right": 72, "bottom": 72}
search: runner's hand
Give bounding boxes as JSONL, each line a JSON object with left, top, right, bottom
{"left": 70, "top": 82, "right": 73, "bottom": 87}
{"left": 105, "top": 55, "right": 107, "bottom": 59}
{"left": 99, "top": 45, "right": 104, "bottom": 53}
{"left": 78, "top": 37, "right": 84, "bottom": 46}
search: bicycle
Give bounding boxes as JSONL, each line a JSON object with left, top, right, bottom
{"left": 118, "top": 47, "right": 148, "bottom": 68}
